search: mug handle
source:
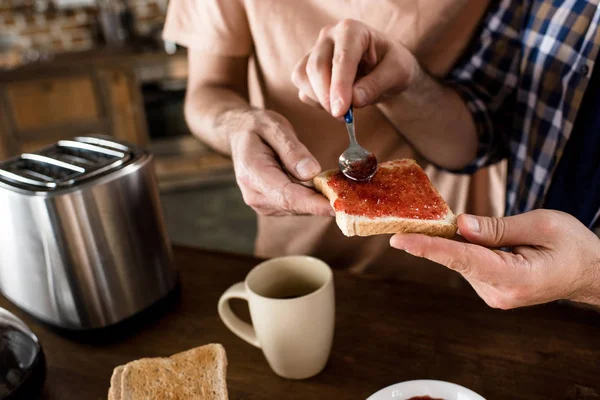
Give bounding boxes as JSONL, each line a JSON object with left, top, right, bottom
{"left": 218, "top": 282, "right": 261, "bottom": 348}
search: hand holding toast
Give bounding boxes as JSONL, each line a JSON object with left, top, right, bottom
{"left": 390, "top": 210, "right": 600, "bottom": 309}
{"left": 230, "top": 110, "right": 333, "bottom": 217}
{"left": 291, "top": 19, "right": 418, "bottom": 117}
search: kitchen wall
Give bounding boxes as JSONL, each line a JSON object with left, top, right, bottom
{"left": 0, "top": 0, "right": 167, "bottom": 53}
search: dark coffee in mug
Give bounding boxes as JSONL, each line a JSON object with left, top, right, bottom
{"left": 263, "top": 281, "right": 321, "bottom": 300}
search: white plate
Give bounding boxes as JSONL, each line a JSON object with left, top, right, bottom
{"left": 367, "top": 380, "right": 486, "bottom": 400}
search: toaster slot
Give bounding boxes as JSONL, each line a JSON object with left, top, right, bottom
{"left": 51, "top": 141, "right": 127, "bottom": 165}
{"left": 54, "top": 153, "right": 96, "bottom": 167}
{"left": 0, "top": 155, "right": 84, "bottom": 189}
{"left": 0, "top": 136, "right": 137, "bottom": 191}
{"left": 73, "top": 136, "right": 131, "bottom": 153}
{"left": 0, "top": 168, "right": 57, "bottom": 188}
{"left": 19, "top": 155, "right": 84, "bottom": 181}
{"left": 17, "top": 168, "right": 56, "bottom": 183}
{"left": 51, "top": 141, "right": 132, "bottom": 182}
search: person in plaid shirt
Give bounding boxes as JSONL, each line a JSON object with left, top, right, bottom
{"left": 292, "top": 0, "right": 600, "bottom": 309}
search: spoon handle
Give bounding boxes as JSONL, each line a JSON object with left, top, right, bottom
{"left": 344, "top": 107, "right": 354, "bottom": 124}
{"left": 343, "top": 107, "right": 358, "bottom": 146}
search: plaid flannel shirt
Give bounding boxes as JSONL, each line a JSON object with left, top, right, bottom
{"left": 447, "top": 0, "right": 600, "bottom": 231}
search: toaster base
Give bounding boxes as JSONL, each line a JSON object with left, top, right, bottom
{"left": 1, "top": 279, "right": 181, "bottom": 341}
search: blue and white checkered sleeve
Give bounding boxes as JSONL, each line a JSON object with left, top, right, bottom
{"left": 444, "top": 0, "right": 525, "bottom": 173}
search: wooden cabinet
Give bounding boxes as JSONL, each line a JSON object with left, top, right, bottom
{"left": 0, "top": 51, "right": 233, "bottom": 190}
{"left": 97, "top": 68, "right": 148, "bottom": 147}
{"left": 5, "top": 76, "right": 101, "bottom": 132}
{"left": 0, "top": 66, "right": 147, "bottom": 159}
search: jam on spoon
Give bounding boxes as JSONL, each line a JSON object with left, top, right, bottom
{"left": 338, "top": 107, "right": 378, "bottom": 181}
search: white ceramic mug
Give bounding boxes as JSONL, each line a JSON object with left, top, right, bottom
{"left": 218, "top": 255, "right": 335, "bottom": 380}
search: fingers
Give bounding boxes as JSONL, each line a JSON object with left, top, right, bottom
{"left": 298, "top": 91, "right": 322, "bottom": 109}
{"left": 389, "top": 234, "right": 504, "bottom": 283}
{"left": 244, "top": 186, "right": 334, "bottom": 217}
{"left": 257, "top": 115, "right": 321, "bottom": 181}
{"left": 256, "top": 161, "right": 332, "bottom": 216}
{"left": 280, "top": 182, "right": 335, "bottom": 216}
{"left": 233, "top": 124, "right": 333, "bottom": 217}
{"left": 457, "top": 210, "right": 555, "bottom": 248}
{"left": 292, "top": 55, "right": 322, "bottom": 108}
{"left": 352, "top": 45, "right": 416, "bottom": 107}
{"left": 466, "top": 280, "right": 516, "bottom": 310}
{"left": 305, "top": 36, "right": 334, "bottom": 113}
{"left": 291, "top": 19, "right": 374, "bottom": 115}
{"left": 329, "top": 21, "right": 365, "bottom": 116}
{"left": 389, "top": 233, "right": 541, "bottom": 309}
{"left": 292, "top": 19, "right": 418, "bottom": 114}
{"left": 241, "top": 161, "right": 334, "bottom": 217}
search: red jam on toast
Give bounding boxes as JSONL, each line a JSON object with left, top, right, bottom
{"left": 327, "top": 160, "right": 447, "bottom": 220}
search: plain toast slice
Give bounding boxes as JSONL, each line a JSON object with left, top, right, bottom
{"left": 314, "top": 159, "right": 457, "bottom": 238}
{"left": 117, "top": 344, "right": 227, "bottom": 400}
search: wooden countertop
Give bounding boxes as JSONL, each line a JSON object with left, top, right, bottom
{"left": 2, "top": 246, "right": 600, "bottom": 399}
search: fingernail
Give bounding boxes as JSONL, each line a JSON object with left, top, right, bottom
{"left": 331, "top": 98, "right": 343, "bottom": 116}
{"left": 464, "top": 214, "right": 480, "bottom": 233}
{"left": 296, "top": 158, "right": 319, "bottom": 180}
{"left": 355, "top": 87, "right": 367, "bottom": 106}
{"left": 389, "top": 236, "right": 402, "bottom": 249}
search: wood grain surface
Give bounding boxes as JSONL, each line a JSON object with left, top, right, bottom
{"left": 2, "top": 246, "right": 599, "bottom": 400}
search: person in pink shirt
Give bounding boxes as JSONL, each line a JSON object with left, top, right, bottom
{"left": 163, "top": 0, "right": 505, "bottom": 286}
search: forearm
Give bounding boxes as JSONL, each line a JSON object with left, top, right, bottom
{"left": 377, "top": 67, "right": 478, "bottom": 170}
{"left": 387, "top": 0, "right": 470, "bottom": 52}
{"left": 184, "top": 85, "right": 254, "bottom": 156}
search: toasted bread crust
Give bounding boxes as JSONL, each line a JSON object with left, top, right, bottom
{"left": 314, "top": 159, "right": 457, "bottom": 238}
{"left": 334, "top": 212, "right": 457, "bottom": 237}
{"left": 109, "top": 344, "right": 228, "bottom": 400}
{"left": 108, "top": 366, "right": 124, "bottom": 400}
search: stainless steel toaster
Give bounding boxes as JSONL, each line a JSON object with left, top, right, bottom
{"left": 0, "top": 136, "right": 177, "bottom": 330}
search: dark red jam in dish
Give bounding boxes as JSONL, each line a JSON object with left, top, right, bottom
{"left": 328, "top": 160, "right": 447, "bottom": 220}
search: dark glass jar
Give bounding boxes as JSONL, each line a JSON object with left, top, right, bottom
{"left": 0, "top": 308, "right": 45, "bottom": 400}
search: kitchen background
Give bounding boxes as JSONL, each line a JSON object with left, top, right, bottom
{"left": 0, "top": 0, "right": 257, "bottom": 254}
{"left": 1, "top": 0, "right": 165, "bottom": 54}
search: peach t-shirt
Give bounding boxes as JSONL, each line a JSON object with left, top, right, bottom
{"left": 164, "top": 0, "right": 505, "bottom": 285}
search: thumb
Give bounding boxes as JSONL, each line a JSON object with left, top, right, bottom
{"left": 351, "top": 48, "right": 415, "bottom": 107}
{"left": 260, "top": 115, "right": 322, "bottom": 181}
{"left": 458, "top": 210, "right": 550, "bottom": 248}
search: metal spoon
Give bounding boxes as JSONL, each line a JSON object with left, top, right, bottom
{"left": 339, "top": 107, "right": 378, "bottom": 181}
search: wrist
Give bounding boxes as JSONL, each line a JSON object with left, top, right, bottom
{"left": 219, "top": 107, "right": 260, "bottom": 155}
{"left": 570, "top": 246, "right": 600, "bottom": 307}
{"left": 375, "top": 61, "right": 438, "bottom": 125}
